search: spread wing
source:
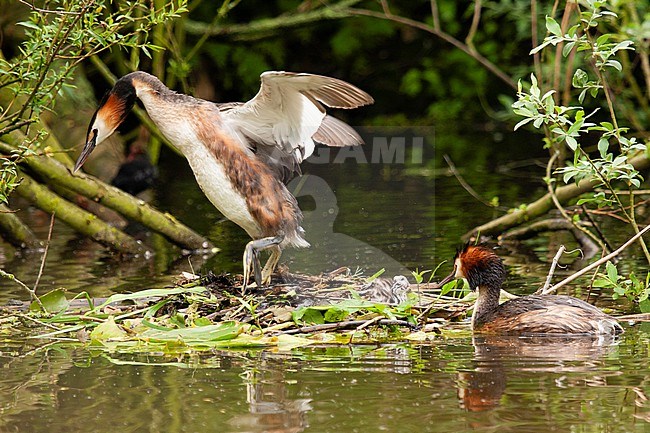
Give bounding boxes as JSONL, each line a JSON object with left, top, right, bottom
{"left": 218, "top": 71, "right": 373, "bottom": 182}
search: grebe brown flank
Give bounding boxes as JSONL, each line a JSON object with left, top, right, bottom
{"left": 74, "top": 71, "right": 373, "bottom": 288}
{"left": 437, "top": 244, "right": 623, "bottom": 335}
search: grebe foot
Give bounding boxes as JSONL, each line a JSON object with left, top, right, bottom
{"left": 261, "top": 245, "right": 282, "bottom": 285}
{"left": 242, "top": 243, "right": 261, "bottom": 291}
{"left": 242, "top": 236, "right": 284, "bottom": 289}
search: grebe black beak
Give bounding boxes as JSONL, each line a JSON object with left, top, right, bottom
{"left": 435, "top": 265, "right": 457, "bottom": 288}
{"left": 74, "top": 129, "right": 98, "bottom": 172}
{"left": 74, "top": 75, "right": 137, "bottom": 173}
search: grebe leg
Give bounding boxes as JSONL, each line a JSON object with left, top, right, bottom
{"left": 261, "top": 245, "right": 282, "bottom": 285}
{"left": 242, "top": 236, "right": 284, "bottom": 289}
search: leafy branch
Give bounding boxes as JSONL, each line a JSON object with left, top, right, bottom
{"left": 512, "top": 0, "right": 650, "bottom": 263}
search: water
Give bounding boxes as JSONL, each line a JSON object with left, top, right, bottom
{"left": 1, "top": 327, "right": 649, "bottom": 432}
{"left": 1, "top": 128, "right": 650, "bottom": 431}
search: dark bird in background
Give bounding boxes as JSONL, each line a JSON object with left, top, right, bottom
{"left": 74, "top": 71, "right": 373, "bottom": 288}
{"left": 110, "top": 136, "right": 157, "bottom": 196}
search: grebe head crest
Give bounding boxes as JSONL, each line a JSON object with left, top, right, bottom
{"left": 453, "top": 244, "right": 506, "bottom": 291}
{"left": 74, "top": 74, "right": 138, "bottom": 172}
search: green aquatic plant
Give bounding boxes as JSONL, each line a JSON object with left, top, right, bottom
{"left": 0, "top": 270, "right": 473, "bottom": 356}
{"left": 593, "top": 262, "right": 650, "bottom": 312}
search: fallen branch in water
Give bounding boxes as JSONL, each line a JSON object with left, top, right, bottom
{"left": 464, "top": 154, "right": 650, "bottom": 239}
{"left": 0, "top": 203, "right": 39, "bottom": 248}
{"left": 0, "top": 137, "right": 213, "bottom": 252}
{"left": 14, "top": 170, "right": 146, "bottom": 254}
{"left": 500, "top": 218, "right": 599, "bottom": 257}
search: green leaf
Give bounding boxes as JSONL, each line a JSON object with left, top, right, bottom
{"left": 324, "top": 307, "right": 350, "bottom": 322}
{"left": 565, "top": 136, "right": 578, "bottom": 150}
{"left": 514, "top": 117, "right": 534, "bottom": 131}
{"left": 600, "top": 121, "right": 614, "bottom": 131}
{"left": 17, "top": 21, "right": 40, "bottom": 30}
{"left": 606, "top": 261, "right": 618, "bottom": 282}
{"left": 640, "top": 299, "right": 650, "bottom": 313}
{"left": 94, "top": 287, "right": 206, "bottom": 310}
{"left": 142, "top": 319, "right": 172, "bottom": 331}
{"left": 141, "top": 322, "right": 242, "bottom": 342}
{"left": 592, "top": 279, "right": 611, "bottom": 289}
{"left": 293, "top": 307, "right": 324, "bottom": 325}
{"left": 440, "top": 280, "right": 457, "bottom": 296}
{"left": 578, "top": 89, "right": 588, "bottom": 104}
{"left": 90, "top": 317, "right": 127, "bottom": 342}
{"left": 563, "top": 170, "right": 576, "bottom": 184}
{"left": 530, "top": 40, "right": 554, "bottom": 55}
{"left": 613, "top": 40, "right": 634, "bottom": 51}
{"left": 596, "top": 34, "right": 611, "bottom": 45}
{"left": 545, "top": 16, "right": 562, "bottom": 37}
{"left": 598, "top": 137, "right": 609, "bottom": 157}
{"left": 530, "top": 73, "right": 540, "bottom": 98}
{"left": 367, "top": 268, "right": 386, "bottom": 282}
{"left": 606, "top": 60, "right": 622, "bottom": 71}
{"left": 30, "top": 289, "right": 69, "bottom": 313}
{"left": 563, "top": 40, "right": 576, "bottom": 57}
{"left": 572, "top": 69, "right": 588, "bottom": 88}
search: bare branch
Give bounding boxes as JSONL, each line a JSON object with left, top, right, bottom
{"left": 32, "top": 212, "right": 55, "bottom": 294}
{"left": 538, "top": 245, "right": 565, "bottom": 295}
{"left": 430, "top": 0, "right": 440, "bottom": 30}
{"left": 348, "top": 7, "right": 517, "bottom": 90}
{"left": 443, "top": 154, "right": 506, "bottom": 210}
{"left": 465, "top": 0, "right": 482, "bottom": 54}
{"left": 545, "top": 224, "right": 650, "bottom": 294}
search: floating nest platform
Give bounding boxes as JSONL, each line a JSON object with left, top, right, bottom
{"left": 0, "top": 268, "right": 473, "bottom": 354}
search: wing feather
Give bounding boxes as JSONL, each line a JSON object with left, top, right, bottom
{"left": 219, "top": 71, "right": 372, "bottom": 182}
{"left": 313, "top": 115, "right": 364, "bottom": 147}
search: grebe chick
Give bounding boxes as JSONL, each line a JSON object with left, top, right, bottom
{"left": 441, "top": 244, "right": 623, "bottom": 335}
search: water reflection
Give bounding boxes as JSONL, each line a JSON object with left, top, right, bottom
{"left": 228, "top": 369, "right": 312, "bottom": 433}
{"left": 2, "top": 331, "right": 650, "bottom": 432}
{"left": 458, "top": 334, "right": 621, "bottom": 412}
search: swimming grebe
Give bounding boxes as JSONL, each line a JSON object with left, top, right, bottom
{"left": 73, "top": 71, "right": 373, "bottom": 288}
{"left": 440, "top": 244, "right": 623, "bottom": 335}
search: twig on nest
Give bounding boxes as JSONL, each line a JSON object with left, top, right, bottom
{"left": 280, "top": 318, "right": 413, "bottom": 335}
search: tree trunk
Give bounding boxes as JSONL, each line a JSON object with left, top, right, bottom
{"left": 0, "top": 138, "right": 214, "bottom": 251}
{"left": 0, "top": 203, "right": 40, "bottom": 249}
{"left": 14, "top": 170, "right": 146, "bottom": 254}
{"left": 464, "top": 153, "right": 650, "bottom": 239}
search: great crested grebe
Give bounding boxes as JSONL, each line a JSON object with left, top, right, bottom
{"left": 73, "top": 71, "right": 373, "bottom": 288}
{"left": 439, "top": 244, "right": 623, "bottom": 335}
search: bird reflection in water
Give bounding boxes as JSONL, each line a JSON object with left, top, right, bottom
{"left": 457, "top": 334, "right": 620, "bottom": 412}
{"left": 228, "top": 369, "right": 312, "bottom": 433}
